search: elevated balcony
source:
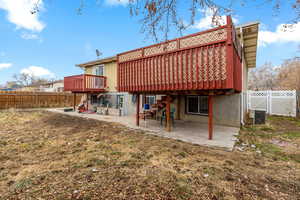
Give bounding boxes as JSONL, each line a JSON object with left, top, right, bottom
{"left": 117, "top": 16, "right": 242, "bottom": 93}
{"left": 64, "top": 74, "right": 107, "bottom": 93}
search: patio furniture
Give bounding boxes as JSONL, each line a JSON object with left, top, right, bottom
{"left": 160, "top": 107, "right": 176, "bottom": 126}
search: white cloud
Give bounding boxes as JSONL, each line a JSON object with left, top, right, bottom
{"left": 21, "top": 32, "right": 39, "bottom": 40}
{"left": 105, "top": 0, "right": 129, "bottom": 6}
{"left": 0, "top": 63, "right": 12, "bottom": 70}
{"left": 259, "top": 22, "right": 300, "bottom": 47}
{"left": 0, "top": 0, "right": 45, "bottom": 32}
{"left": 20, "top": 32, "right": 42, "bottom": 42}
{"left": 21, "top": 66, "right": 54, "bottom": 78}
{"left": 193, "top": 8, "right": 238, "bottom": 30}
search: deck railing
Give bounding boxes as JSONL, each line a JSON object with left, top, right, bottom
{"left": 117, "top": 16, "right": 242, "bottom": 92}
{"left": 64, "top": 74, "right": 107, "bottom": 92}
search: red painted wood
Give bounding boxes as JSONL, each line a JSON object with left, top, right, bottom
{"left": 226, "top": 15, "right": 234, "bottom": 89}
{"left": 160, "top": 55, "right": 163, "bottom": 91}
{"left": 216, "top": 44, "right": 221, "bottom": 89}
{"left": 208, "top": 95, "right": 213, "bottom": 140}
{"left": 151, "top": 58, "right": 154, "bottom": 91}
{"left": 180, "top": 51, "right": 184, "bottom": 90}
{"left": 212, "top": 45, "right": 216, "bottom": 89}
{"left": 124, "top": 63, "right": 127, "bottom": 92}
{"left": 204, "top": 46, "right": 208, "bottom": 89}
{"left": 196, "top": 48, "right": 199, "bottom": 89}
{"left": 190, "top": 48, "right": 194, "bottom": 90}
{"left": 137, "top": 60, "right": 140, "bottom": 91}
{"left": 64, "top": 74, "right": 107, "bottom": 92}
{"left": 167, "top": 54, "right": 170, "bottom": 91}
{"left": 172, "top": 53, "right": 175, "bottom": 90}
{"left": 142, "top": 59, "right": 145, "bottom": 91}
{"left": 200, "top": 47, "right": 204, "bottom": 89}
{"left": 136, "top": 94, "right": 140, "bottom": 126}
{"left": 185, "top": 50, "right": 188, "bottom": 90}
{"left": 116, "top": 15, "right": 243, "bottom": 93}
{"left": 176, "top": 52, "right": 179, "bottom": 90}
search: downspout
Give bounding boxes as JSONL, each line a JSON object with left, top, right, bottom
{"left": 240, "top": 27, "right": 245, "bottom": 126}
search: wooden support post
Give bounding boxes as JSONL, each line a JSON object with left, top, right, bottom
{"left": 175, "top": 95, "right": 181, "bottom": 120}
{"left": 208, "top": 95, "right": 213, "bottom": 140}
{"left": 73, "top": 93, "right": 76, "bottom": 111}
{"left": 143, "top": 94, "right": 146, "bottom": 105}
{"left": 166, "top": 95, "right": 171, "bottom": 132}
{"left": 86, "top": 93, "right": 89, "bottom": 111}
{"left": 136, "top": 94, "right": 140, "bottom": 126}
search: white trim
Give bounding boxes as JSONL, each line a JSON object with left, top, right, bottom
{"left": 93, "top": 64, "right": 105, "bottom": 76}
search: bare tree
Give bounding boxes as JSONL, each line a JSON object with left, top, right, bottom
{"left": 4, "top": 81, "right": 21, "bottom": 89}
{"left": 277, "top": 57, "right": 300, "bottom": 90}
{"left": 13, "top": 73, "right": 51, "bottom": 87}
{"left": 13, "top": 73, "right": 34, "bottom": 87}
{"left": 248, "top": 62, "right": 279, "bottom": 90}
{"left": 31, "top": 0, "right": 300, "bottom": 41}
{"left": 249, "top": 57, "right": 300, "bottom": 91}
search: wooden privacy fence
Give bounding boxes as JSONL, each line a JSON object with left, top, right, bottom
{"left": 0, "top": 91, "right": 82, "bottom": 109}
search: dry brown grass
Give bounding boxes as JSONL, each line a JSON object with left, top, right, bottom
{"left": 0, "top": 111, "right": 299, "bottom": 200}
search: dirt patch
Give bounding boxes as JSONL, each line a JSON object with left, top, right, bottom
{"left": 0, "top": 111, "right": 299, "bottom": 199}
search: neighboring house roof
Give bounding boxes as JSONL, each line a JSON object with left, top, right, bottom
{"left": 236, "top": 21, "right": 259, "bottom": 68}
{"left": 77, "top": 56, "right": 117, "bottom": 68}
{"left": 40, "top": 80, "right": 63, "bottom": 86}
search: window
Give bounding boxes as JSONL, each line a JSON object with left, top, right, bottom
{"left": 117, "top": 95, "right": 124, "bottom": 109}
{"left": 145, "top": 95, "right": 156, "bottom": 105}
{"left": 94, "top": 65, "right": 104, "bottom": 76}
{"left": 186, "top": 96, "right": 208, "bottom": 115}
{"left": 91, "top": 95, "right": 100, "bottom": 105}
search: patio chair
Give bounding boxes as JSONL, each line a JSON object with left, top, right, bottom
{"left": 160, "top": 107, "right": 175, "bottom": 126}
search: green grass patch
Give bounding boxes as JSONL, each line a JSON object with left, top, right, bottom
{"left": 289, "top": 153, "right": 300, "bottom": 163}
{"left": 255, "top": 143, "right": 290, "bottom": 161}
{"left": 13, "top": 178, "right": 33, "bottom": 192}
{"left": 259, "top": 126, "right": 274, "bottom": 132}
{"left": 281, "top": 132, "right": 300, "bottom": 140}
{"left": 268, "top": 116, "right": 300, "bottom": 125}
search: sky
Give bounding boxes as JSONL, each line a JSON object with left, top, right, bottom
{"left": 0, "top": 0, "right": 299, "bottom": 85}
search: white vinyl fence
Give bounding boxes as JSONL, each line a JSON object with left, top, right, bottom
{"left": 248, "top": 90, "right": 298, "bottom": 117}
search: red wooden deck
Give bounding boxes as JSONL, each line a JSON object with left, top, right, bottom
{"left": 64, "top": 74, "right": 107, "bottom": 93}
{"left": 117, "top": 16, "right": 242, "bottom": 93}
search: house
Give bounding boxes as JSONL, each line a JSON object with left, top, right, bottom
{"left": 15, "top": 80, "right": 64, "bottom": 92}
{"left": 39, "top": 80, "right": 64, "bottom": 92}
{"left": 64, "top": 16, "right": 259, "bottom": 140}
{"left": 64, "top": 56, "right": 137, "bottom": 115}
{"left": 16, "top": 84, "right": 40, "bottom": 92}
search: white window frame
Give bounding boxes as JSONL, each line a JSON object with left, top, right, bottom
{"left": 145, "top": 95, "right": 156, "bottom": 105}
{"left": 93, "top": 64, "right": 104, "bottom": 76}
{"left": 186, "top": 95, "right": 208, "bottom": 115}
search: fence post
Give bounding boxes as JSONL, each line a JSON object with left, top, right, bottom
{"left": 267, "top": 91, "right": 271, "bottom": 114}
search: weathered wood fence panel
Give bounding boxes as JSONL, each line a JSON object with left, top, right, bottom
{"left": 0, "top": 91, "right": 82, "bottom": 109}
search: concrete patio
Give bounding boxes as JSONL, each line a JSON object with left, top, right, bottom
{"left": 47, "top": 108, "right": 239, "bottom": 150}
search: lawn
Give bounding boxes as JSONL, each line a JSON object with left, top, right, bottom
{"left": 0, "top": 111, "right": 299, "bottom": 199}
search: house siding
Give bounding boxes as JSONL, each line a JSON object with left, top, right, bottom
{"left": 176, "top": 94, "right": 241, "bottom": 127}
{"left": 85, "top": 61, "right": 118, "bottom": 92}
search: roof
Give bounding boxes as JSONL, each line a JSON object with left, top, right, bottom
{"left": 236, "top": 21, "right": 259, "bottom": 68}
{"left": 76, "top": 56, "right": 117, "bottom": 68}
{"left": 40, "top": 80, "right": 63, "bottom": 86}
